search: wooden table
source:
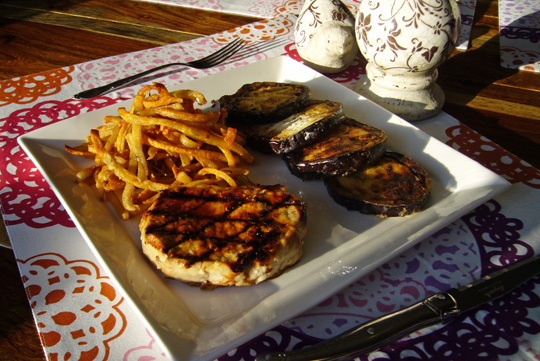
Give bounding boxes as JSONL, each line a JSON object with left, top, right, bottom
{"left": 0, "top": 0, "right": 538, "bottom": 359}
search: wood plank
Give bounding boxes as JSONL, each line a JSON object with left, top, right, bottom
{"left": 445, "top": 88, "right": 540, "bottom": 120}
{"left": 0, "top": 4, "right": 197, "bottom": 45}
{"left": 0, "top": 216, "right": 9, "bottom": 248}
{"left": 0, "top": 19, "right": 160, "bottom": 80}
{"left": 0, "top": 0, "right": 257, "bottom": 80}
{"left": 437, "top": 2, "right": 540, "bottom": 170}
{"left": 0, "top": 246, "right": 46, "bottom": 361}
{"left": 443, "top": 103, "right": 540, "bottom": 168}
{"left": 474, "top": 0, "right": 499, "bottom": 18}
{"left": 0, "top": 0, "right": 257, "bottom": 43}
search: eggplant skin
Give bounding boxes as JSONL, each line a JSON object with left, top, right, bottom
{"left": 267, "top": 100, "right": 345, "bottom": 154}
{"left": 324, "top": 152, "right": 431, "bottom": 217}
{"left": 220, "top": 82, "right": 311, "bottom": 126}
{"left": 239, "top": 100, "right": 345, "bottom": 154}
{"left": 285, "top": 118, "right": 387, "bottom": 180}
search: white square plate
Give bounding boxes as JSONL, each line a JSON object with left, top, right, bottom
{"left": 19, "top": 56, "right": 510, "bottom": 361}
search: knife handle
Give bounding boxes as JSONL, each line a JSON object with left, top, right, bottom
{"left": 257, "top": 293, "right": 458, "bottom": 361}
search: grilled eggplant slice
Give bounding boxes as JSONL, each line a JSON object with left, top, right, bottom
{"left": 285, "top": 118, "right": 387, "bottom": 179}
{"left": 266, "top": 100, "right": 345, "bottom": 154}
{"left": 220, "top": 82, "right": 311, "bottom": 126}
{"left": 238, "top": 100, "right": 345, "bottom": 154}
{"left": 324, "top": 152, "right": 431, "bottom": 217}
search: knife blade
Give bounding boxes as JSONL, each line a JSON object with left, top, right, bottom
{"left": 256, "top": 253, "right": 540, "bottom": 361}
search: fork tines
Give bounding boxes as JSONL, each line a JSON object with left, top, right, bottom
{"left": 194, "top": 37, "right": 246, "bottom": 68}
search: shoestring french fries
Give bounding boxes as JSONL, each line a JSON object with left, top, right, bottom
{"left": 66, "top": 82, "right": 254, "bottom": 220}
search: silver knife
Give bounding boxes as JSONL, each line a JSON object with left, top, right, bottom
{"left": 256, "top": 253, "right": 540, "bottom": 361}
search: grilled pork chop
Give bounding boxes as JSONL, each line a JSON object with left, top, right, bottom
{"left": 140, "top": 184, "right": 307, "bottom": 288}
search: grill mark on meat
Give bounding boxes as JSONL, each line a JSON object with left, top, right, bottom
{"left": 145, "top": 218, "right": 282, "bottom": 266}
{"left": 143, "top": 186, "right": 305, "bottom": 272}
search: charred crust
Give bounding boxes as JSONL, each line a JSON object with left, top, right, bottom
{"left": 141, "top": 185, "right": 307, "bottom": 284}
{"left": 220, "top": 82, "right": 311, "bottom": 126}
{"left": 285, "top": 143, "right": 386, "bottom": 180}
{"left": 324, "top": 152, "right": 431, "bottom": 217}
{"left": 267, "top": 101, "right": 345, "bottom": 154}
{"left": 237, "top": 100, "right": 345, "bottom": 154}
{"left": 285, "top": 119, "right": 387, "bottom": 179}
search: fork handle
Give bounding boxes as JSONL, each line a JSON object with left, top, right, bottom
{"left": 73, "top": 62, "right": 185, "bottom": 99}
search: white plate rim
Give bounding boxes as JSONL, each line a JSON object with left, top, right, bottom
{"left": 18, "top": 56, "right": 511, "bottom": 361}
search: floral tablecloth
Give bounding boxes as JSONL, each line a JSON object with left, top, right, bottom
{"left": 1, "top": 12, "right": 540, "bottom": 361}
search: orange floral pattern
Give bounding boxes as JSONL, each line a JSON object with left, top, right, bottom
{"left": 270, "top": 0, "right": 303, "bottom": 16}
{"left": 0, "top": 67, "right": 74, "bottom": 107}
{"left": 19, "top": 253, "right": 127, "bottom": 361}
{"left": 219, "top": 16, "right": 295, "bottom": 43}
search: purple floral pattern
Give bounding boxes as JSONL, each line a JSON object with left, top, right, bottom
{"left": 220, "top": 199, "right": 540, "bottom": 360}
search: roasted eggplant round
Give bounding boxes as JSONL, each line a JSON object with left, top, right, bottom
{"left": 267, "top": 100, "right": 345, "bottom": 154}
{"left": 285, "top": 118, "right": 387, "bottom": 179}
{"left": 324, "top": 152, "right": 431, "bottom": 217}
{"left": 220, "top": 82, "right": 311, "bottom": 126}
{"left": 236, "top": 99, "right": 345, "bottom": 154}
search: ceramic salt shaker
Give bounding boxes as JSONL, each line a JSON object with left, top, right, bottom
{"left": 354, "top": 0, "right": 461, "bottom": 121}
{"left": 295, "top": 0, "right": 358, "bottom": 74}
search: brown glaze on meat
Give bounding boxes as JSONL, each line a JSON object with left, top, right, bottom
{"left": 140, "top": 184, "right": 306, "bottom": 287}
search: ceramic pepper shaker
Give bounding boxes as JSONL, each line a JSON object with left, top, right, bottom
{"left": 295, "top": 0, "right": 359, "bottom": 74}
{"left": 354, "top": 0, "right": 461, "bottom": 121}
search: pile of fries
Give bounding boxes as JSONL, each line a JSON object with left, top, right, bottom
{"left": 66, "top": 83, "right": 254, "bottom": 220}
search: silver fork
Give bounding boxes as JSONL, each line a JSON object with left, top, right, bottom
{"left": 74, "top": 38, "right": 246, "bottom": 99}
